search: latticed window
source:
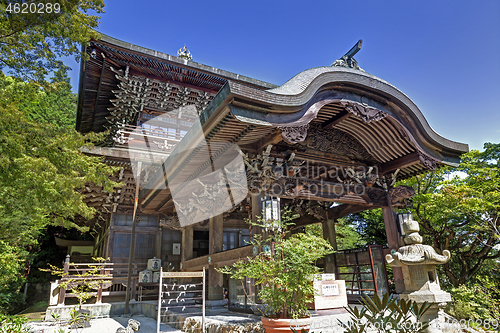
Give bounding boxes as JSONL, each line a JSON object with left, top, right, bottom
{"left": 223, "top": 232, "right": 238, "bottom": 251}
{"left": 114, "top": 214, "right": 158, "bottom": 227}
{"left": 112, "top": 233, "right": 156, "bottom": 259}
{"left": 135, "top": 234, "right": 156, "bottom": 258}
{"left": 113, "top": 233, "right": 131, "bottom": 258}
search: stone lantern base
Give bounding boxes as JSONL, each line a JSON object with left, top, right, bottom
{"left": 398, "top": 278, "right": 452, "bottom": 332}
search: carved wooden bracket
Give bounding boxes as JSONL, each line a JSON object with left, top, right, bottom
{"left": 389, "top": 185, "right": 415, "bottom": 207}
{"left": 340, "top": 101, "right": 386, "bottom": 124}
{"left": 418, "top": 151, "right": 438, "bottom": 171}
{"left": 278, "top": 124, "right": 309, "bottom": 144}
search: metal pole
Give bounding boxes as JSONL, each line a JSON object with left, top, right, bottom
{"left": 202, "top": 267, "right": 205, "bottom": 333}
{"left": 157, "top": 267, "right": 163, "bottom": 333}
{"left": 125, "top": 161, "right": 142, "bottom": 314}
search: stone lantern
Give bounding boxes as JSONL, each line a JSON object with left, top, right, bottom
{"left": 386, "top": 216, "right": 451, "bottom": 332}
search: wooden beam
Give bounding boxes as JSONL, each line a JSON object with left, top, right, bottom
{"left": 322, "top": 111, "right": 351, "bottom": 130}
{"left": 292, "top": 214, "right": 320, "bottom": 228}
{"left": 380, "top": 152, "right": 420, "bottom": 175}
{"left": 181, "top": 226, "right": 193, "bottom": 263}
{"left": 323, "top": 217, "right": 337, "bottom": 274}
{"left": 293, "top": 204, "right": 381, "bottom": 228}
{"left": 256, "top": 130, "right": 283, "bottom": 154}
{"left": 182, "top": 245, "right": 254, "bottom": 271}
{"left": 289, "top": 151, "right": 360, "bottom": 168}
{"left": 327, "top": 203, "right": 381, "bottom": 220}
{"left": 209, "top": 214, "right": 223, "bottom": 255}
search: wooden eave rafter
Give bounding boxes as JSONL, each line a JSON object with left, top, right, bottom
{"left": 76, "top": 34, "right": 277, "bottom": 135}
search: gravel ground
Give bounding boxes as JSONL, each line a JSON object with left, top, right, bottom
{"left": 27, "top": 314, "right": 182, "bottom": 333}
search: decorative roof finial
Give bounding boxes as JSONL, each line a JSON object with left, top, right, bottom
{"left": 177, "top": 45, "right": 192, "bottom": 61}
{"left": 332, "top": 39, "right": 364, "bottom": 71}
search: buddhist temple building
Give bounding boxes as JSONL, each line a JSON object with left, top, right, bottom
{"left": 75, "top": 35, "right": 468, "bottom": 309}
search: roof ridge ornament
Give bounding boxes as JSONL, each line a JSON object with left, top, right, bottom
{"left": 332, "top": 39, "right": 364, "bottom": 72}
{"left": 177, "top": 45, "right": 192, "bottom": 60}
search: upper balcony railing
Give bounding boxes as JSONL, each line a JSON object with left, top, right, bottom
{"left": 112, "top": 123, "right": 190, "bottom": 153}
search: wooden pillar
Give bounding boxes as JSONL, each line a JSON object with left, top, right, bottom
{"left": 251, "top": 193, "right": 262, "bottom": 237}
{"left": 209, "top": 214, "right": 224, "bottom": 254}
{"left": 107, "top": 213, "right": 116, "bottom": 259}
{"left": 156, "top": 226, "right": 163, "bottom": 259}
{"left": 322, "top": 218, "right": 338, "bottom": 274}
{"left": 208, "top": 214, "right": 224, "bottom": 300}
{"left": 57, "top": 255, "right": 70, "bottom": 305}
{"left": 181, "top": 225, "right": 193, "bottom": 265}
{"left": 382, "top": 207, "right": 405, "bottom": 293}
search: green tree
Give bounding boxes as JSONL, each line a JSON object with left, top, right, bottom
{"left": 345, "top": 209, "right": 387, "bottom": 246}
{"left": 401, "top": 143, "right": 500, "bottom": 287}
{"left": 0, "top": 0, "right": 107, "bottom": 313}
{"left": 26, "top": 67, "right": 77, "bottom": 129}
{"left": 0, "top": 68, "right": 76, "bottom": 129}
{"left": 0, "top": 241, "right": 25, "bottom": 311}
{"left": 335, "top": 217, "right": 364, "bottom": 250}
{"left": 0, "top": 74, "right": 119, "bottom": 313}
{"left": 0, "top": 73, "right": 118, "bottom": 234}
{"left": 219, "top": 209, "right": 334, "bottom": 319}
{"left": 0, "top": 0, "right": 105, "bottom": 83}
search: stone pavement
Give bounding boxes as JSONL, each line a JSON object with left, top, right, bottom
{"left": 27, "top": 314, "right": 181, "bottom": 333}
{"left": 27, "top": 306, "right": 353, "bottom": 333}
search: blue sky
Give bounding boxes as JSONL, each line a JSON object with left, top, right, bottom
{"left": 64, "top": 0, "right": 500, "bottom": 151}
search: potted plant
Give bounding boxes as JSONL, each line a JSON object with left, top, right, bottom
{"left": 218, "top": 209, "right": 334, "bottom": 333}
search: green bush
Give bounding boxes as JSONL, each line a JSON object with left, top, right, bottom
{"left": 0, "top": 314, "right": 31, "bottom": 333}
{"left": 447, "top": 281, "right": 500, "bottom": 320}
{"left": 0, "top": 242, "right": 25, "bottom": 314}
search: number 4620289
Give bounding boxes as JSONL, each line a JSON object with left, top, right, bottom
{"left": 6, "top": 2, "right": 61, "bottom": 14}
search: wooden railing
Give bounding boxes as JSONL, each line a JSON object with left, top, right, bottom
{"left": 53, "top": 255, "right": 146, "bottom": 305}
{"left": 113, "top": 123, "right": 188, "bottom": 152}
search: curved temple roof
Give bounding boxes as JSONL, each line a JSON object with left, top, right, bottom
{"left": 75, "top": 35, "right": 468, "bottom": 213}
{"left": 161, "top": 66, "right": 468, "bottom": 175}
{"left": 140, "top": 64, "right": 468, "bottom": 213}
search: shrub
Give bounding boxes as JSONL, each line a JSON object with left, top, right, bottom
{"left": 447, "top": 282, "right": 500, "bottom": 320}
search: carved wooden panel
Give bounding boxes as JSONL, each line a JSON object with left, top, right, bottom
{"left": 293, "top": 124, "right": 376, "bottom": 162}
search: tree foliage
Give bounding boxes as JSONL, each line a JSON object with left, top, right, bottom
{"left": 0, "top": 78, "right": 119, "bottom": 235}
{"left": 0, "top": 0, "right": 108, "bottom": 314}
{"left": 447, "top": 277, "right": 500, "bottom": 321}
{"left": 0, "top": 72, "right": 118, "bottom": 313}
{"left": 0, "top": 0, "right": 105, "bottom": 83}
{"left": 335, "top": 217, "right": 364, "bottom": 250}
{"left": 401, "top": 143, "right": 500, "bottom": 287}
{"left": 345, "top": 209, "right": 387, "bottom": 247}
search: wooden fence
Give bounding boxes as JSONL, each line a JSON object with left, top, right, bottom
{"left": 53, "top": 255, "right": 146, "bottom": 305}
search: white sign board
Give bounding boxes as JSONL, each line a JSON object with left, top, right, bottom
{"left": 321, "top": 283, "right": 340, "bottom": 296}
{"left": 173, "top": 243, "right": 181, "bottom": 255}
